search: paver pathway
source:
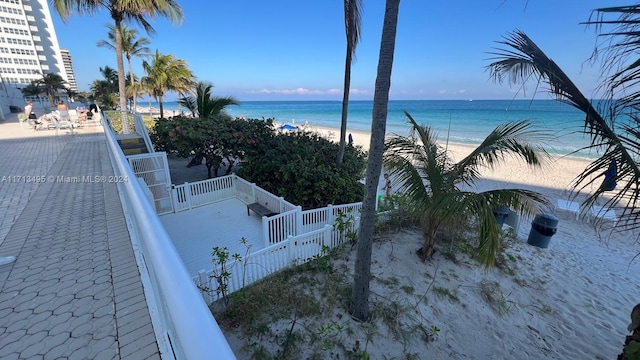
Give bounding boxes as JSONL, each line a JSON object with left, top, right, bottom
{"left": 0, "top": 118, "right": 160, "bottom": 359}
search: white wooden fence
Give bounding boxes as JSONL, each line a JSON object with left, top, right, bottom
{"left": 169, "top": 173, "right": 363, "bottom": 306}
{"left": 195, "top": 224, "right": 339, "bottom": 305}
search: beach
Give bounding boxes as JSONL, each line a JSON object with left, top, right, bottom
{"left": 166, "top": 120, "right": 640, "bottom": 358}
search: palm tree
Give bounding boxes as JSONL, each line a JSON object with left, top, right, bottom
{"left": 20, "top": 83, "right": 44, "bottom": 105}
{"left": 178, "top": 82, "right": 238, "bottom": 118}
{"left": 91, "top": 79, "right": 118, "bottom": 109}
{"left": 52, "top": 0, "right": 183, "bottom": 133}
{"left": 64, "top": 87, "right": 78, "bottom": 102}
{"left": 141, "top": 50, "right": 195, "bottom": 118}
{"left": 350, "top": 0, "right": 401, "bottom": 322}
{"left": 337, "top": 0, "right": 363, "bottom": 166}
{"left": 385, "top": 112, "right": 550, "bottom": 263}
{"left": 97, "top": 24, "right": 151, "bottom": 112}
{"left": 99, "top": 66, "right": 119, "bottom": 93}
{"left": 486, "top": 30, "right": 640, "bottom": 231}
{"left": 35, "top": 73, "right": 68, "bottom": 106}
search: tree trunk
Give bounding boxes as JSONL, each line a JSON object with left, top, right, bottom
{"left": 350, "top": 0, "right": 401, "bottom": 322}
{"left": 128, "top": 56, "right": 137, "bottom": 113}
{"left": 337, "top": 48, "right": 353, "bottom": 166}
{"left": 159, "top": 94, "right": 164, "bottom": 119}
{"left": 417, "top": 233, "right": 437, "bottom": 261}
{"left": 114, "top": 17, "right": 130, "bottom": 134}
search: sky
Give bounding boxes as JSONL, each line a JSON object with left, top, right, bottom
{"left": 50, "top": 1, "right": 610, "bottom": 102}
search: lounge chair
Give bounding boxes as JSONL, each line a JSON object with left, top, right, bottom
{"left": 28, "top": 116, "right": 46, "bottom": 130}
{"left": 556, "top": 199, "right": 580, "bottom": 219}
{"left": 18, "top": 113, "right": 28, "bottom": 129}
{"left": 590, "top": 205, "right": 617, "bottom": 222}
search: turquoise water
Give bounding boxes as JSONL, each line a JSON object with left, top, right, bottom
{"left": 159, "top": 100, "right": 598, "bottom": 158}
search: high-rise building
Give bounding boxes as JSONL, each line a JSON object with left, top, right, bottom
{"left": 60, "top": 49, "right": 77, "bottom": 92}
{"left": 0, "top": 0, "right": 70, "bottom": 116}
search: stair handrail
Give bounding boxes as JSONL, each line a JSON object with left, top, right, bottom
{"left": 134, "top": 112, "right": 154, "bottom": 153}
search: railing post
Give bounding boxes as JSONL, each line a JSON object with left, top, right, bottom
{"left": 262, "top": 216, "right": 269, "bottom": 247}
{"left": 231, "top": 174, "right": 237, "bottom": 197}
{"left": 184, "top": 182, "right": 192, "bottom": 210}
{"left": 171, "top": 185, "right": 178, "bottom": 213}
{"left": 279, "top": 197, "right": 285, "bottom": 213}
{"left": 296, "top": 206, "right": 303, "bottom": 236}
{"left": 287, "top": 234, "right": 295, "bottom": 266}
{"left": 323, "top": 224, "right": 332, "bottom": 248}
{"left": 252, "top": 183, "right": 257, "bottom": 202}
{"left": 327, "top": 204, "right": 334, "bottom": 226}
{"left": 197, "top": 270, "right": 211, "bottom": 305}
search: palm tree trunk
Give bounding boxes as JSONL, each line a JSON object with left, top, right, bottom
{"left": 159, "top": 95, "right": 164, "bottom": 119}
{"left": 128, "top": 56, "right": 137, "bottom": 113}
{"left": 350, "top": 0, "right": 400, "bottom": 322}
{"left": 114, "top": 18, "right": 130, "bottom": 133}
{"left": 337, "top": 48, "right": 353, "bottom": 166}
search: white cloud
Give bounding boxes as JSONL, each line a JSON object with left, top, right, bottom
{"left": 250, "top": 87, "right": 369, "bottom": 96}
{"left": 350, "top": 89, "right": 369, "bottom": 95}
{"left": 252, "top": 87, "right": 323, "bottom": 95}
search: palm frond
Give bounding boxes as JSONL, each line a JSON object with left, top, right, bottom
{"left": 454, "top": 120, "right": 551, "bottom": 185}
{"left": 487, "top": 30, "right": 640, "bottom": 231}
{"left": 383, "top": 110, "right": 550, "bottom": 267}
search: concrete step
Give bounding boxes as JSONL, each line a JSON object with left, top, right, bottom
{"left": 117, "top": 137, "right": 149, "bottom": 155}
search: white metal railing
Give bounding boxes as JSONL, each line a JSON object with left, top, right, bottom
{"left": 302, "top": 202, "right": 362, "bottom": 234}
{"left": 172, "top": 176, "right": 236, "bottom": 211}
{"left": 103, "top": 112, "right": 236, "bottom": 360}
{"left": 133, "top": 112, "right": 154, "bottom": 152}
{"left": 261, "top": 207, "right": 301, "bottom": 246}
{"left": 195, "top": 225, "right": 335, "bottom": 305}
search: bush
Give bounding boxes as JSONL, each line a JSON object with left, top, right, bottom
{"left": 152, "top": 116, "right": 367, "bottom": 209}
{"left": 239, "top": 130, "right": 366, "bottom": 209}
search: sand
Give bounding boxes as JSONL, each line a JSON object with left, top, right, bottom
{"left": 167, "top": 122, "right": 640, "bottom": 359}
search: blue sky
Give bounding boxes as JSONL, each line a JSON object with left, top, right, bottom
{"left": 51, "top": 1, "right": 608, "bottom": 101}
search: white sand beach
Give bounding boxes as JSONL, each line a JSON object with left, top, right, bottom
{"left": 167, "top": 122, "right": 640, "bottom": 359}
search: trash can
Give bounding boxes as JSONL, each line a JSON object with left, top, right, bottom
{"left": 527, "top": 213, "right": 559, "bottom": 248}
{"left": 493, "top": 205, "right": 510, "bottom": 227}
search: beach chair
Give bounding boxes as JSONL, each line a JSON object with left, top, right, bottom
{"left": 590, "top": 205, "right": 617, "bottom": 222}
{"left": 556, "top": 199, "right": 580, "bottom": 219}
{"left": 28, "top": 116, "right": 46, "bottom": 130}
{"left": 18, "top": 113, "right": 28, "bottom": 129}
{"left": 68, "top": 109, "right": 80, "bottom": 127}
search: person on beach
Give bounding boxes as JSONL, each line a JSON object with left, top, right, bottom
{"left": 382, "top": 173, "right": 392, "bottom": 196}
{"left": 25, "top": 101, "right": 39, "bottom": 129}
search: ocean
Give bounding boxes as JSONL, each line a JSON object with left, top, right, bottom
{"left": 157, "top": 99, "right": 599, "bottom": 158}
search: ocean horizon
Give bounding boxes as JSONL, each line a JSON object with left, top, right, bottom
{"left": 152, "top": 99, "right": 601, "bottom": 159}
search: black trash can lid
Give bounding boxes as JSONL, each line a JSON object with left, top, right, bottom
{"left": 533, "top": 213, "right": 559, "bottom": 228}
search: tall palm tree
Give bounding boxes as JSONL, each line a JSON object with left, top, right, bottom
{"left": 337, "top": 0, "right": 363, "bottom": 166}
{"left": 141, "top": 50, "right": 195, "bottom": 118}
{"left": 97, "top": 24, "right": 151, "bottom": 112}
{"left": 99, "top": 65, "right": 118, "bottom": 93}
{"left": 385, "top": 112, "right": 550, "bottom": 263}
{"left": 52, "top": 0, "right": 183, "bottom": 133}
{"left": 486, "top": 30, "right": 640, "bottom": 231}
{"left": 90, "top": 79, "right": 118, "bottom": 109}
{"left": 35, "top": 73, "right": 68, "bottom": 106}
{"left": 178, "top": 82, "right": 238, "bottom": 118}
{"left": 20, "top": 83, "right": 44, "bottom": 105}
{"left": 350, "top": 0, "right": 401, "bottom": 322}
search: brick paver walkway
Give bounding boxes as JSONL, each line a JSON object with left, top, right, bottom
{"left": 0, "top": 117, "right": 160, "bottom": 359}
